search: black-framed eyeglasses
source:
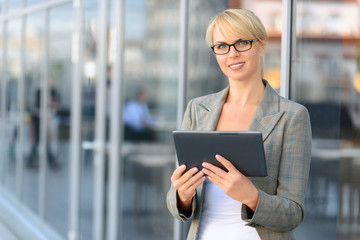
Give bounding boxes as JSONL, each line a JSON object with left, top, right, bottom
{"left": 211, "top": 39, "right": 258, "bottom": 55}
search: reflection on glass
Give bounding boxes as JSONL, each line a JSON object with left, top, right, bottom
{"left": 26, "top": 0, "right": 44, "bottom": 6}
{"left": 5, "top": 19, "right": 21, "bottom": 196}
{"left": 119, "top": 0, "right": 178, "bottom": 239}
{"left": 24, "top": 11, "right": 44, "bottom": 216}
{"left": 293, "top": 1, "right": 360, "bottom": 240}
{"left": 8, "top": 0, "right": 22, "bottom": 13}
{"left": 0, "top": 25, "right": 2, "bottom": 115}
{"left": 187, "top": 0, "right": 228, "bottom": 100}
{"left": 44, "top": 3, "right": 73, "bottom": 237}
{"left": 250, "top": 1, "right": 282, "bottom": 91}
{"left": 79, "top": 1, "right": 98, "bottom": 239}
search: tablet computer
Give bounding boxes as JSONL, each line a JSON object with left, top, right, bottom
{"left": 172, "top": 130, "right": 267, "bottom": 177}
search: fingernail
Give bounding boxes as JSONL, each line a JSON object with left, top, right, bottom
{"left": 202, "top": 162, "right": 207, "bottom": 167}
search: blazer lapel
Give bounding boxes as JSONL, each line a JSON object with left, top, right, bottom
{"left": 193, "top": 81, "right": 284, "bottom": 137}
{"left": 194, "top": 86, "right": 229, "bottom": 131}
{"left": 249, "top": 81, "right": 284, "bottom": 141}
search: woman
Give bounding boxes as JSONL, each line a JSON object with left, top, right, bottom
{"left": 167, "top": 9, "right": 312, "bottom": 240}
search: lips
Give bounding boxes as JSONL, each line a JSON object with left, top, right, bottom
{"left": 228, "top": 62, "right": 245, "bottom": 70}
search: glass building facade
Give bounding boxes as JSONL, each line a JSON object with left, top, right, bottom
{"left": 0, "top": 0, "right": 359, "bottom": 240}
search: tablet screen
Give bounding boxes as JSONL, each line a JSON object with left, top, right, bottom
{"left": 173, "top": 130, "right": 267, "bottom": 177}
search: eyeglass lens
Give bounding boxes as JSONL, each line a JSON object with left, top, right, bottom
{"left": 213, "top": 40, "right": 253, "bottom": 55}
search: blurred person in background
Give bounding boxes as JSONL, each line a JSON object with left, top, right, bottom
{"left": 123, "top": 88, "right": 156, "bottom": 142}
{"left": 27, "top": 77, "right": 60, "bottom": 169}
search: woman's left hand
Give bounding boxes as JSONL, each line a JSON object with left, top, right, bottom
{"left": 202, "top": 154, "right": 259, "bottom": 211}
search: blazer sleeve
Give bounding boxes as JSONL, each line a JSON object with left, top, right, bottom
{"left": 166, "top": 99, "right": 198, "bottom": 222}
{"left": 242, "top": 105, "right": 312, "bottom": 231}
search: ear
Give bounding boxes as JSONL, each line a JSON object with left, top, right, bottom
{"left": 259, "top": 40, "right": 267, "bottom": 57}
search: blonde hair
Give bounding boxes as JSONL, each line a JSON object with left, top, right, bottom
{"left": 205, "top": 9, "right": 268, "bottom": 47}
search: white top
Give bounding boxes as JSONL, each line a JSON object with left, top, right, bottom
{"left": 198, "top": 178, "right": 261, "bottom": 240}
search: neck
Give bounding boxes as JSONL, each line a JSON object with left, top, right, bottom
{"left": 226, "top": 78, "right": 265, "bottom": 107}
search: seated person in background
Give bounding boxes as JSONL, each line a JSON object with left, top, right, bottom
{"left": 123, "top": 88, "right": 156, "bottom": 142}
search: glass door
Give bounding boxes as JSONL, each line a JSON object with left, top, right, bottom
{"left": 73, "top": 1, "right": 179, "bottom": 239}
{"left": 292, "top": 1, "right": 360, "bottom": 240}
{"left": 118, "top": 0, "right": 179, "bottom": 239}
{"left": 76, "top": 0, "right": 108, "bottom": 239}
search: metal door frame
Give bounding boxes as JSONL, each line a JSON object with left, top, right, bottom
{"left": 70, "top": 0, "right": 125, "bottom": 240}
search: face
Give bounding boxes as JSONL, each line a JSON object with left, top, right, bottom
{"left": 212, "top": 26, "right": 265, "bottom": 83}
{"left": 137, "top": 90, "right": 147, "bottom": 102}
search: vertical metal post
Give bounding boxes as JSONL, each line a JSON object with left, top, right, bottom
{"left": 93, "top": 0, "right": 108, "bottom": 239}
{"left": 38, "top": 8, "right": 50, "bottom": 220}
{"left": 0, "top": 1, "right": 8, "bottom": 187}
{"left": 16, "top": 6, "right": 26, "bottom": 201}
{"left": 175, "top": 0, "right": 189, "bottom": 240}
{"left": 177, "top": 0, "right": 189, "bottom": 128}
{"left": 280, "top": 0, "right": 296, "bottom": 99}
{"left": 107, "top": 0, "right": 125, "bottom": 239}
{"left": 68, "top": 0, "right": 84, "bottom": 239}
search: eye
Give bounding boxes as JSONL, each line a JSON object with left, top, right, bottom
{"left": 215, "top": 43, "right": 228, "bottom": 50}
{"left": 237, "top": 40, "right": 250, "bottom": 45}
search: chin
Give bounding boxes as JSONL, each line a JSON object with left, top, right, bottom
{"left": 228, "top": 74, "right": 250, "bottom": 82}
{"left": 228, "top": 71, "right": 261, "bottom": 82}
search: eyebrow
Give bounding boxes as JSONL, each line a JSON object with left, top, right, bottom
{"left": 213, "top": 38, "right": 244, "bottom": 45}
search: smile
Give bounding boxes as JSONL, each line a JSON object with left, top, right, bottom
{"left": 228, "top": 62, "right": 244, "bottom": 70}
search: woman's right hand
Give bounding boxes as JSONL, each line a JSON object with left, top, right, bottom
{"left": 171, "top": 165, "right": 206, "bottom": 213}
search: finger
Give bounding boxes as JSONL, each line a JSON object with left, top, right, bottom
{"left": 171, "top": 165, "right": 186, "bottom": 181}
{"left": 190, "top": 175, "right": 206, "bottom": 189}
{"left": 215, "top": 154, "right": 238, "bottom": 173}
{"left": 205, "top": 169, "right": 228, "bottom": 191}
{"left": 207, "top": 174, "right": 225, "bottom": 189}
{"left": 182, "top": 171, "right": 204, "bottom": 188}
{"left": 183, "top": 171, "right": 206, "bottom": 191}
{"left": 177, "top": 174, "right": 206, "bottom": 203}
{"left": 177, "top": 172, "right": 205, "bottom": 198}
{"left": 202, "top": 161, "right": 227, "bottom": 177}
{"left": 201, "top": 167, "right": 224, "bottom": 186}
{"left": 172, "top": 167, "right": 199, "bottom": 187}
{"left": 172, "top": 166, "right": 197, "bottom": 182}
{"left": 182, "top": 167, "right": 200, "bottom": 179}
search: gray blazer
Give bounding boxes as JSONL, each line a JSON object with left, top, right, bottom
{"left": 167, "top": 81, "right": 312, "bottom": 240}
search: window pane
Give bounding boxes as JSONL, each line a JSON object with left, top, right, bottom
{"left": 292, "top": 1, "right": 360, "bottom": 239}
{"left": 5, "top": 19, "right": 21, "bottom": 196}
{"left": 187, "top": 0, "right": 228, "bottom": 101}
{"left": 27, "top": 0, "right": 44, "bottom": 6}
{"left": 45, "top": 3, "right": 73, "bottom": 237}
{"left": 8, "top": 0, "right": 22, "bottom": 13}
{"left": 79, "top": 0, "right": 98, "bottom": 239}
{"left": 118, "top": 0, "right": 178, "bottom": 239}
{"left": 24, "top": 11, "right": 44, "bottom": 216}
{"left": 0, "top": 23, "right": 3, "bottom": 115}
